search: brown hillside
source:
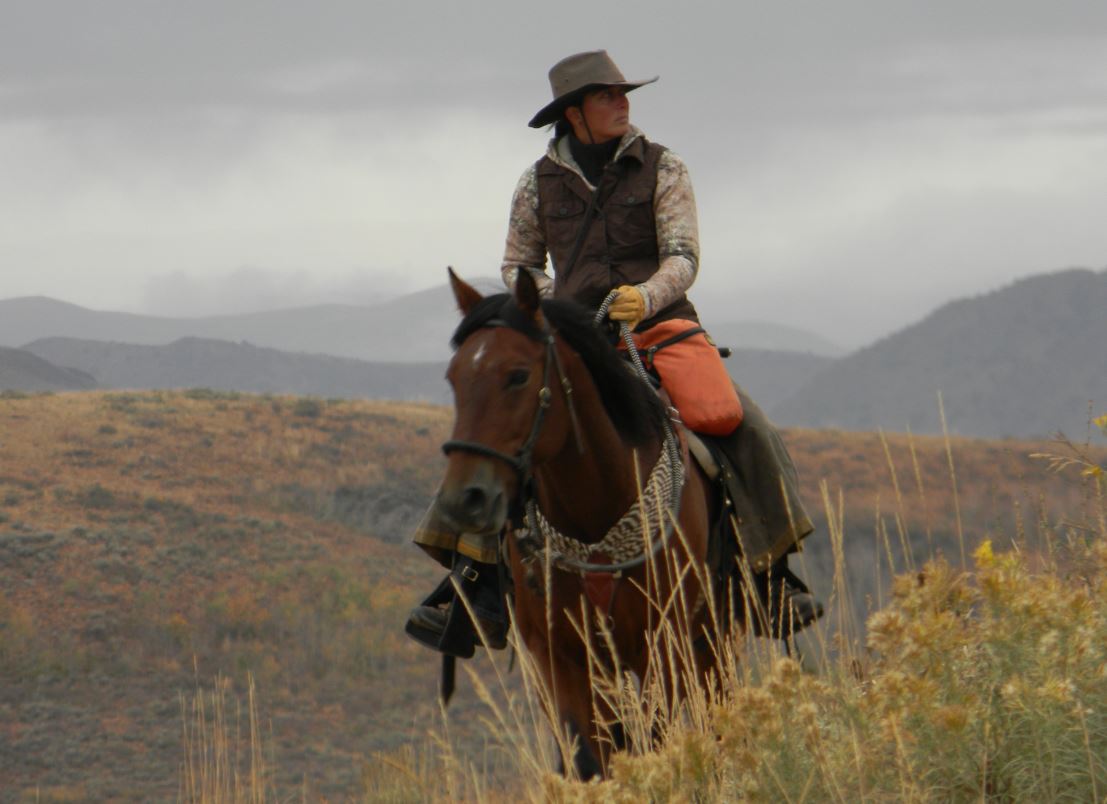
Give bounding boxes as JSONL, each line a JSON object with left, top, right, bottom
{"left": 0, "top": 391, "right": 1101, "bottom": 799}
{"left": 0, "top": 391, "right": 453, "bottom": 800}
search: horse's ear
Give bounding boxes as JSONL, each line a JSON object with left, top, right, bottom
{"left": 448, "top": 266, "right": 482, "bottom": 316}
{"left": 514, "top": 268, "right": 542, "bottom": 319}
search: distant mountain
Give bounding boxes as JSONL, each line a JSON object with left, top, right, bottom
{"left": 23, "top": 337, "right": 448, "bottom": 402}
{"left": 20, "top": 332, "right": 832, "bottom": 412}
{"left": 0, "top": 346, "right": 97, "bottom": 392}
{"left": 1, "top": 278, "right": 504, "bottom": 364}
{"left": 704, "top": 320, "right": 845, "bottom": 357}
{"left": 723, "top": 349, "right": 836, "bottom": 410}
{"left": 13, "top": 267, "right": 1104, "bottom": 439}
{"left": 774, "top": 268, "right": 1107, "bottom": 438}
{"left": 0, "top": 279, "right": 843, "bottom": 364}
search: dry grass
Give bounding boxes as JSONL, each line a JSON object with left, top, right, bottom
{"left": 180, "top": 674, "right": 274, "bottom": 804}
{"left": 2, "top": 391, "right": 1105, "bottom": 799}
{"left": 371, "top": 414, "right": 1107, "bottom": 803}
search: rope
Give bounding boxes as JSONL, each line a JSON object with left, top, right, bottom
{"left": 521, "top": 292, "right": 685, "bottom": 574}
{"left": 531, "top": 434, "right": 676, "bottom": 563}
{"left": 594, "top": 291, "right": 684, "bottom": 501}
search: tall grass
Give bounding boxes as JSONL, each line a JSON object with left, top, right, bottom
{"left": 180, "top": 674, "right": 276, "bottom": 803}
{"left": 182, "top": 414, "right": 1107, "bottom": 802}
{"left": 368, "top": 416, "right": 1107, "bottom": 802}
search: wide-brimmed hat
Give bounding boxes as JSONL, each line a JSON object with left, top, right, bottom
{"left": 528, "top": 50, "right": 658, "bottom": 129}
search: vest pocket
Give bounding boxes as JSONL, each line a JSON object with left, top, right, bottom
{"left": 540, "top": 194, "right": 587, "bottom": 264}
{"left": 606, "top": 194, "right": 655, "bottom": 250}
{"left": 543, "top": 195, "right": 586, "bottom": 219}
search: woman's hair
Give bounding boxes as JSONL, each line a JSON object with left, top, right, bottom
{"left": 553, "top": 89, "right": 587, "bottom": 139}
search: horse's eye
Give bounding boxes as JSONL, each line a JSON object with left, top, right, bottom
{"left": 506, "top": 369, "right": 530, "bottom": 389}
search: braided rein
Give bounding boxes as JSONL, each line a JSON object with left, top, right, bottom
{"left": 514, "top": 292, "right": 686, "bottom": 575}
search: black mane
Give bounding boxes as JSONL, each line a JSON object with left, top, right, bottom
{"left": 451, "top": 294, "right": 667, "bottom": 446}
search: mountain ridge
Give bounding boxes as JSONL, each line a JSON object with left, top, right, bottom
{"left": 0, "top": 345, "right": 97, "bottom": 392}
{"left": 0, "top": 279, "right": 842, "bottom": 361}
{"left": 774, "top": 267, "right": 1107, "bottom": 438}
{"left": 5, "top": 266, "right": 1104, "bottom": 438}
{"left": 23, "top": 336, "right": 449, "bottom": 402}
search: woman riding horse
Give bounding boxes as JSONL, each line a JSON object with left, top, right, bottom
{"left": 407, "top": 50, "right": 822, "bottom": 655}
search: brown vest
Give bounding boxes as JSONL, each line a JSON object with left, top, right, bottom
{"left": 535, "top": 136, "right": 698, "bottom": 327}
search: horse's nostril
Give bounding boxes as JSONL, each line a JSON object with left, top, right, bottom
{"left": 462, "top": 486, "right": 487, "bottom": 517}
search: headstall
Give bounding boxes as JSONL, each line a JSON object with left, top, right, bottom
{"left": 441, "top": 298, "right": 685, "bottom": 577}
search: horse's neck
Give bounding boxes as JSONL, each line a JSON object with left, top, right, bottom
{"left": 536, "top": 395, "right": 662, "bottom": 543}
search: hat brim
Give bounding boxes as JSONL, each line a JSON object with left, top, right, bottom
{"left": 527, "top": 76, "right": 658, "bottom": 129}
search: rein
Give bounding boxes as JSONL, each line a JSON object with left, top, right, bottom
{"left": 443, "top": 295, "right": 686, "bottom": 577}
{"left": 592, "top": 293, "right": 685, "bottom": 499}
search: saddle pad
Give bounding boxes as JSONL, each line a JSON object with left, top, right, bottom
{"left": 627, "top": 319, "right": 743, "bottom": 436}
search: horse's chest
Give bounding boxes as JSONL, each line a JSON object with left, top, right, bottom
{"left": 582, "top": 569, "right": 618, "bottom": 615}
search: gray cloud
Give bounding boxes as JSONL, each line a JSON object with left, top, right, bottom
{"left": 2, "top": 1, "right": 1107, "bottom": 346}
{"left": 6, "top": 2, "right": 1103, "bottom": 119}
{"left": 137, "top": 267, "right": 416, "bottom": 317}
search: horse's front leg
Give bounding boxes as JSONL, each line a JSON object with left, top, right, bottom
{"left": 522, "top": 629, "right": 610, "bottom": 780}
{"left": 547, "top": 655, "right": 605, "bottom": 778}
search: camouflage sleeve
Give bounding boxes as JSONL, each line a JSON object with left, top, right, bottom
{"left": 500, "top": 164, "right": 554, "bottom": 297}
{"left": 636, "top": 149, "right": 700, "bottom": 319}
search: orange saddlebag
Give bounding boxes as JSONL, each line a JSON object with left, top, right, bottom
{"left": 626, "top": 319, "right": 743, "bottom": 436}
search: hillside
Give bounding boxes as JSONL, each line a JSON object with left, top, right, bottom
{"left": 775, "top": 267, "right": 1107, "bottom": 438}
{"left": 0, "top": 391, "right": 1102, "bottom": 798}
{"left": 23, "top": 336, "right": 449, "bottom": 402}
{"left": 0, "top": 345, "right": 97, "bottom": 392}
{"left": 0, "top": 391, "right": 451, "bottom": 800}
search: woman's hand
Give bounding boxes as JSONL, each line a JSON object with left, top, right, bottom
{"left": 608, "top": 285, "right": 646, "bottom": 329}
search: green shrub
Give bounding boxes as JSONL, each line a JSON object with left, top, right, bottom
{"left": 292, "top": 398, "right": 323, "bottom": 418}
{"left": 76, "top": 484, "right": 115, "bottom": 510}
{"left": 184, "top": 388, "right": 241, "bottom": 401}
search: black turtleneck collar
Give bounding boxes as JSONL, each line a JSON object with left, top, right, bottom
{"left": 568, "top": 134, "right": 620, "bottom": 186}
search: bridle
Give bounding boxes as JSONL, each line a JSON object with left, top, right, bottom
{"left": 440, "top": 296, "right": 685, "bottom": 576}
{"left": 441, "top": 309, "right": 583, "bottom": 525}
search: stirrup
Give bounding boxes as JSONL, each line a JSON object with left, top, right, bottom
{"left": 404, "top": 560, "right": 507, "bottom": 657}
{"left": 405, "top": 573, "right": 476, "bottom": 658}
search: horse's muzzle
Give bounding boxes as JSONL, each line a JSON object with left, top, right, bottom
{"left": 436, "top": 464, "right": 507, "bottom": 535}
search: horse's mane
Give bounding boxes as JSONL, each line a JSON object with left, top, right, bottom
{"left": 451, "top": 294, "right": 668, "bottom": 446}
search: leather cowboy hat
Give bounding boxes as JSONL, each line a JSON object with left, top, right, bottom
{"left": 528, "top": 50, "right": 658, "bottom": 128}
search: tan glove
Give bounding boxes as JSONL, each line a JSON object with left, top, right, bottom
{"left": 608, "top": 285, "right": 646, "bottom": 329}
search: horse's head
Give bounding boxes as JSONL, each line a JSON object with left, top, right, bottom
{"left": 434, "top": 269, "right": 577, "bottom": 535}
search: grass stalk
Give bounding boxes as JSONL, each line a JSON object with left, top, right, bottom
{"left": 938, "top": 390, "right": 967, "bottom": 569}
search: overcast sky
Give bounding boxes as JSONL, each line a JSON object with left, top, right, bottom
{"left": 2, "top": 1, "right": 1106, "bottom": 347}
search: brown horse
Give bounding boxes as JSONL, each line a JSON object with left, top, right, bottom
{"left": 434, "top": 269, "right": 730, "bottom": 778}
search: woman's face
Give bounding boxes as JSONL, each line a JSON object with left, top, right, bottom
{"left": 571, "top": 86, "right": 631, "bottom": 143}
